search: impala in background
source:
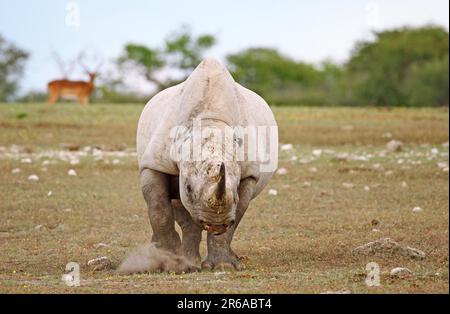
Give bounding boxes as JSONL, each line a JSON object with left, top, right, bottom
{"left": 47, "top": 56, "right": 101, "bottom": 105}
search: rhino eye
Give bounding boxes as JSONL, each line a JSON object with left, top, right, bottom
{"left": 186, "top": 184, "right": 192, "bottom": 193}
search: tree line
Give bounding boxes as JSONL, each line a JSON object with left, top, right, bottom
{"left": 1, "top": 25, "right": 448, "bottom": 106}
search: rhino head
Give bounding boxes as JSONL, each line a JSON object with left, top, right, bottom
{"left": 179, "top": 160, "right": 240, "bottom": 235}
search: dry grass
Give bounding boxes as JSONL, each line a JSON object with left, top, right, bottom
{"left": 0, "top": 103, "right": 448, "bottom": 293}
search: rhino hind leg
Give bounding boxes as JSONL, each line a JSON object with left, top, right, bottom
{"left": 172, "top": 199, "right": 202, "bottom": 264}
{"left": 202, "top": 177, "right": 256, "bottom": 271}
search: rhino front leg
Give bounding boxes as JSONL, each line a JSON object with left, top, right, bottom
{"left": 172, "top": 199, "right": 202, "bottom": 264}
{"left": 140, "top": 168, "right": 182, "bottom": 253}
{"left": 202, "top": 177, "right": 256, "bottom": 271}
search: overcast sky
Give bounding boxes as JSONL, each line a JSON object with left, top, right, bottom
{"left": 0, "top": 0, "right": 448, "bottom": 94}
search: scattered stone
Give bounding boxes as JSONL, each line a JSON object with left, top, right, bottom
{"left": 70, "top": 159, "right": 80, "bottom": 165}
{"left": 437, "top": 162, "right": 448, "bottom": 169}
{"left": 60, "top": 143, "right": 79, "bottom": 151}
{"left": 268, "top": 189, "right": 278, "bottom": 196}
{"left": 280, "top": 144, "right": 293, "bottom": 151}
{"left": 309, "top": 167, "right": 318, "bottom": 173}
{"left": 341, "top": 125, "right": 354, "bottom": 131}
{"left": 258, "top": 246, "right": 271, "bottom": 252}
{"left": 302, "top": 181, "right": 311, "bottom": 188}
{"left": 443, "top": 167, "right": 449, "bottom": 173}
{"left": 34, "top": 224, "right": 45, "bottom": 230}
{"left": 372, "top": 228, "right": 380, "bottom": 232}
{"left": 21, "top": 158, "right": 32, "bottom": 164}
{"left": 352, "top": 237, "right": 426, "bottom": 260}
{"left": 312, "top": 149, "right": 323, "bottom": 157}
{"left": 364, "top": 186, "right": 370, "bottom": 192}
{"left": 67, "top": 169, "right": 77, "bottom": 176}
{"left": 430, "top": 148, "right": 439, "bottom": 155}
{"left": 276, "top": 168, "right": 288, "bottom": 175}
{"left": 94, "top": 243, "right": 110, "bottom": 249}
{"left": 321, "top": 289, "right": 352, "bottom": 294}
{"left": 442, "top": 142, "right": 449, "bottom": 148}
{"left": 386, "top": 140, "right": 403, "bottom": 152}
{"left": 11, "top": 168, "right": 21, "bottom": 174}
{"left": 390, "top": 267, "right": 412, "bottom": 278}
{"left": 412, "top": 206, "right": 423, "bottom": 213}
{"left": 63, "top": 208, "right": 73, "bottom": 212}
{"left": 382, "top": 132, "right": 393, "bottom": 139}
{"left": 342, "top": 182, "right": 354, "bottom": 189}
{"left": 290, "top": 155, "right": 298, "bottom": 161}
{"left": 28, "top": 174, "right": 39, "bottom": 181}
{"left": 401, "top": 181, "right": 408, "bottom": 188}
{"left": 87, "top": 256, "right": 112, "bottom": 271}
{"left": 112, "top": 159, "right": 120, "bottom": 165}
{"left": 385, "top": 170, "right": 394, "bottom": 177}
{"left": 47, "top": 191, "right": 53, "bottom": 197}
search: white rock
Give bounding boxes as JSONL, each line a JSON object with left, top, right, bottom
{"left": 42, "top": 160, "right": 50, "bottom": 165}
{"left": 94, "top": 243, "right": 110, "bottom": 249}
{"left": 401, "top": 181, "right": 408, "bottom": 188}
{"left": 67, "top": 169, "right": 77, "bottom": 176}
{"left": 112, "top": 159, "right": 120, "bottom": 165}
{"left": 276, "top": 167, "right": 288, "bottom": 175}
{"left": 341, "top": 125, "right": 354, "bottom": 131}
{"left": 87, "top": 256, "right": 112, "bottom": 271}
{"left": 442, "top": 142, "right": 449, "bottom": 148}
{"left": 390, "top": 267, "right": 412, "bottom": 277}
{"left": 443, "top": 167, "right": 449, "bottom": 173}
{"left": 431, "top": 148, "right": 439, "bottom": 155}
{"left": 47, "top": 191, "right": 53, "bottom": 197}
{"left": 382, "top": 132, "right": 393, "bottom": 138}
{"left": 28, "top": 174, "right": 39, "bottom": 181}
{"left": 437, "top": 162, "right": 448, "bottom": 169}
{"left": 342, "top": 183, "right": 354, "bottom": 189}
{"left": 11, "top": 168, "right": 21, "bottom": 174}
{"left": 386, "top": 140, "right": 403, "bottom": 152}
{"left": 372, "top": 228, "right": 380, "bottom": 232}
{"left": 21, "top": 158, "right": 32, "bottom": 164}
{"left": 290, "top": 155, "right": 298, "bottom": 161}
{"left": 268, "top": 189, "right": 278, "bottom": 196}
{"left": 364, "top": 186, "right": 370, "bottom": 192}
{"left": 70, "top": 159, "right": 80, "bottom": 165}
{"left": 280, "top": 144, "right": 293, "bottom": 151}
{"left": 309, "top": 167, "right": 318, "bottom": 173}
{"left": 312, "top": 149, "right": 323, "bottom": 157}
{"left": 372, "top": 163, "right": 383, "bottom": 170}
{"left": 385, "top": 170, "right": 394, "bottom": 176}
{"left": 34, "top": 224, "right": 44, "bottom": 230}
{"left": 302, "top": 181, "right": 311, "bottom": 188}
{"left": 412, "top": 206, "right": 423, "bottom": 213}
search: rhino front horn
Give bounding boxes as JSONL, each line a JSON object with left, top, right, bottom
{"left": 215, "top": 162, "right": 226, "bottom": 201}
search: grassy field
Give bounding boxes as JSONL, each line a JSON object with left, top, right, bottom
{"left": 0, "top": 103, "right": 448, "bottom": 293}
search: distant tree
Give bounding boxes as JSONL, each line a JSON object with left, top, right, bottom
{"left": 0, "top": 35, "right": 29, "bottom": 101}
{"left": 346, "top": 25, "right": 449, "bottom": 106}
{"left": 227, "top": 48, "right": 321, "bottom": 104}
{"left": 228, "top": 48, "right": 320, "bottom": 88}
{"left": 117, "top": 27, "right": 216, "bottom": 92}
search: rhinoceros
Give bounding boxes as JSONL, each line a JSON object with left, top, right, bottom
{"left": 133, "top": 58, "right": 278, "bottom": 272}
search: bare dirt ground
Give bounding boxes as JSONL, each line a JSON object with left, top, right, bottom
{"left": 0, "top": 103, "right": 448, "bottom": 293}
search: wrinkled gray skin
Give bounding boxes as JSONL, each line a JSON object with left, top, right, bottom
{"left": 136, "top": 58, "right": 277, "bottom": 271}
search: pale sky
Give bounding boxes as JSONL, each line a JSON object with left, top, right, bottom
{"left": 0, "top": 0, "right": 448, "bottom": 94}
